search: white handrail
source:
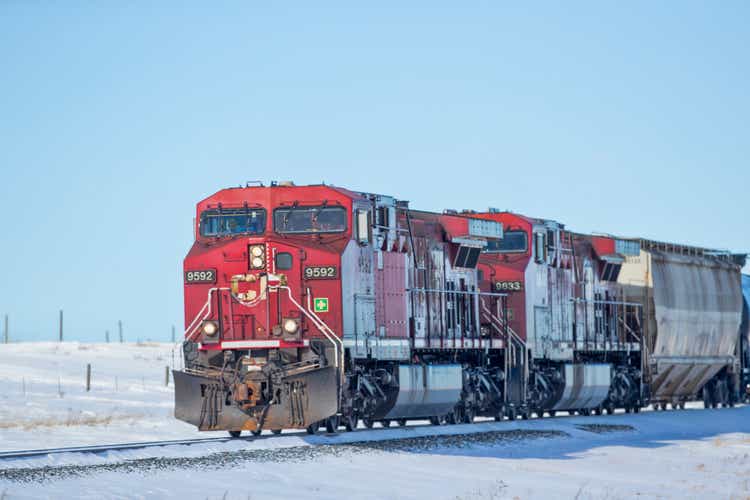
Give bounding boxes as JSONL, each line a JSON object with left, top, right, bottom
{"left": 305, "top": 293, "right": 344, "bottom": 357}
{"left": 480, "top": 299, "right": 525, "bottom": 346}
{"left": 184, "top": 287, "right": 231, "bottom": 342}
{"left": 275, "top": 286, "right": 342, "bottom": 367}
{"left": 274, "top": 286, "right": 344, "bottom": 403}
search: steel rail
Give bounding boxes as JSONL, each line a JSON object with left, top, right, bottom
{"left": 0, "top": 436, "right": 242, "bottom": 460}
{"left": 0, "top": 405, "right": 740, "bottom": 462}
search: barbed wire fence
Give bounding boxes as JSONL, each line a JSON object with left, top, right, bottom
{"left": 0, "top": 311, "right": 178, "bottom": 345}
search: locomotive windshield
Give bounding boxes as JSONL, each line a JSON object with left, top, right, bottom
{"left": 199, "top": 208, "right": 266, "bottom": 237}
{"left": 274, "top": 206, "right": 347, "bottom": 234}
{"left": 485, "top": 230, "right": 528, "bottom": 253}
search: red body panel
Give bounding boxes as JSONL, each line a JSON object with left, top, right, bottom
{"left": 591, "top": 236, "right": 616, "bottom": 256}
{"left": 184, "top": 185, "right": 357, "bottom": 349}
{"left": 376, "top": 252, "right": 408, "bottom": 339}
{"left": 474, "top": 212, "right": 534, "bottom": 342}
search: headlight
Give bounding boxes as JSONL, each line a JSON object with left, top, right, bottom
{"left": 202, "top": 321, "right": 219, "bottom": 336}
{"left": 249, "top": 245, "right": 265, "bottom": 269}
{"left": 283, "top": 318, "right": 299, "bottom": 334}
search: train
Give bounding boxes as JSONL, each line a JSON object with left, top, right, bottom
{"left": 173, "top": 182, "right": 748, "bottom": 436}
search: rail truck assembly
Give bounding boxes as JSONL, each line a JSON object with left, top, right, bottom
{"left": 173, "top": 182, "right": 747, "bottom": 435}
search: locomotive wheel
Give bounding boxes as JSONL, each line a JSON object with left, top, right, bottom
{"left": 679, "top": 402, "right": 686, "bottom": 410}
{"left": 536, "top": 409, "right": 545, "bottom": 419}
{"left": 429, "top": 416, "right": 442, "bottom": 425}
{"left": 660, "top": 403, "right": 668, "bottom": 411}
{"left": 580, "top": 408, "right": 591, "bottom": 416}
{"left": 251, "top": 429, "right": 262, "bottom": 436}
{"left": 548, "top": 410, "right": 556, "bottom": 418}
{"left": 325, "top": 416, "right": 339, "bottom": 433}
{"left": 228, "top": 430, "right": 242, "bottom": 438}
{"left": 271, "top": 429, "right": 282, "bottom": 435}
{"left": 593, "top": 407, "right": 602, "bottom": 416}
{"left": 494, "top": 407, "right": 505, "bottom": 421}
{"left": 363, "top": 418, "right": 375, "bottom": 429}
{"left": 306, "top": 421, "right": 320, "bottom": 435}
{"left": 703, "top": 386, "right": 713, "bottom": 409}
{"left": 605, "top": 405, "right": 614, "bottom": 415}
{"left": 380, "top": 419, "right": 391, "bottom": 428}
{"left": 521, "top": 409, "right": 530, "bottom": 420}
{"left": 344, "top": 415, "right": 359, "bottom": 432}
{"left": 446, "top": 407, "right": 460, "bottom": 425}
{"left": 568, "top": 410, "right": 576, "bottom": 416}
{"left": 633, "top": 405, "right": 641, "bottom": 413}
{"left": 397, "top": 419, "right": 407, "bottom": 427}
{"left": 463, "top": 407, "right": 476, "bottom": 424}
{"left": 507, "top": 407, "right": 517, "bottom": 420}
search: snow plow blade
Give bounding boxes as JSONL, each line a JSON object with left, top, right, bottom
{"left": 173, "top": 366, "right": 338, "bottom": 432}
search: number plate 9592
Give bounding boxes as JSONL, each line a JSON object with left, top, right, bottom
{"left": 185, "top": 269, "right": 216, "bottom": 284}
{"left": 304, "top": 266, "right": 337, "bottom": 280}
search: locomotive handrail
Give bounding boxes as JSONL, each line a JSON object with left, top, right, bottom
{"left": 480, "top": 299, "right": 525, "bottom": 347}
{"left": 171, "top": 287, "right": 230, "bottom": 370}
{"left": 570, "top": 297, "right": 643, "bottom": 308}
{"left": 275, "top": 285, "right": 345, "bottom": 403}
{"left": 407, "top": 287, "right": 508, "bottom": 298}
{"left": 184, "top": 287, "right": 231, "bottom": 342}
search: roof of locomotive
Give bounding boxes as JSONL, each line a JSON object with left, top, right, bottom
{"left": 197, "top": 183, "right": 743, "bottom": 262}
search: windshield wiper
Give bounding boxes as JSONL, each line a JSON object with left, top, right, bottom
{"left": 281, "top": 201, "right": 301, "bottom": 230}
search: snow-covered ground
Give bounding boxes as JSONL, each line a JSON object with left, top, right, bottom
{"left": 0, "top": 342, "right": 213, "bottom": 451}
{"left": 2, "top": 343, "right": 750, "bottom": 499}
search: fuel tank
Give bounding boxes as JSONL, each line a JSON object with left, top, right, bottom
{"left": 375, "top": 364, "right": 463, "bottom": 420}
{"left": 550, "top": 363, "right": 611, "bottom": 411}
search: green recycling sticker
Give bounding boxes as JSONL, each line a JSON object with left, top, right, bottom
{"left": 314, "top": 297, "right": 329, "bottom": 313}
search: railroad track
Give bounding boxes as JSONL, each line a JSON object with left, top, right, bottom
{"left": 0, "top": 436, "right": 246, "bottom": 460}
{"left": 0, "top": 426, "right": 353, "bottom": 461}
{"left": 0, "top": 405, "right": 721, "bottom": 462}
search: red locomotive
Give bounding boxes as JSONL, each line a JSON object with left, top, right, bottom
{"left": 174, "top": 182, "right": 747, "bottom": 435}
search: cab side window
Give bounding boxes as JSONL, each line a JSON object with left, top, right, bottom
{"left": 276, "top": 252, "right": 293, "bottom": 270}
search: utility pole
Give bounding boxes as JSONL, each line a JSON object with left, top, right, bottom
{"left": 171, "top": 325, "right": 176, "bottom": 343}
{"left": 3, "top": 314, "right": 8, "bottom": 344}
{"left": 59, "top": 309, "right": 63, "bottom": 342}
{"left": 105, "top": 330, "right": 110, "bottom": 343}
{"left": 118, "top": 320, "right": 123, "bottom": 343}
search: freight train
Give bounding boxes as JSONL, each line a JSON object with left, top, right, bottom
{"left": 174, "top": 182, "right": 748, "bottom": 436}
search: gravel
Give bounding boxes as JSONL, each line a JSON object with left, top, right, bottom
{"left": 0, "top": 428, "right": 566, "bottom": 483}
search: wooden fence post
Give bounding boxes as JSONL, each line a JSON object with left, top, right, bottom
{"left": 59, "top": 309, "right": 63, "bottom": 342}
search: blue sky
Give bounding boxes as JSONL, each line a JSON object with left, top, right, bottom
{"left": 1, "top": 2, "right": 748, "bottom": 342}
